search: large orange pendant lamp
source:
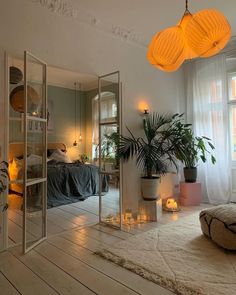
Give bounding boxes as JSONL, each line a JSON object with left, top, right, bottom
{"left": 185, "top": 9, "right": 231, "bottom": 58}
{"left": 147, "top": 0, "right": 231, "bottom": 72}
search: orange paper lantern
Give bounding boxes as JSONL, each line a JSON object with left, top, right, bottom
{"left": 147, "top": 26, "right": 186, "bottom": 72}
{"left": 185, "top": 9, "right": 231, "bottom": 58}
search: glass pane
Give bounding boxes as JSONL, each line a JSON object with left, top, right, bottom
{"left": 0, "top": 194, "right": 4, "bottom": 250}
{"left": 229, "top": 75, "right": 236, "bottom": 101}
{"left": 27, "top": 120, "right": 46, "bottom": 180}
{"left": 100, "top": 173, "right": 120, "bottom": 226}
{"left": 100, "top": 124, "right": 119, "bottom": 172}
{"left": 25, "top": 182, "right": 45, "bottom": 249}
{"left": 24, "top": 52, "right": 47, "bottom": 253}
{"left": 9, "top": 57, "right": 24, "bottom": 119}
{"left": 230, "top": 106, "right": 236, "bottom": 160}
{"left": 99, "top": 72, "right": 121, "bottom": 228}
{"left": 26, "top": 55, "right": 46, "bottom": 119}
{"left": 8, "top": 57, "right": 24, "bottom": 187}
{"left": 100, "top": 75, "right": 119, "bottom": 123}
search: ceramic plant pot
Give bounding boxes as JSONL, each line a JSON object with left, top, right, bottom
{"left": 184, "top": 167, "right": 197, "bottom": 183}
{"left": 141, "top": 177, "right": 160, "bottom": 200}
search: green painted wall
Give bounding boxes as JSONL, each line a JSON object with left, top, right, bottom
{"left": 9, "top": 83, "right": 118, "bottom": 161}
{"left": 9, "top": 85, "right": 88, "bottom": 160}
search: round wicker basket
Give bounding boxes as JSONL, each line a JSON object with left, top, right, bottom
{"left": 10, "top": 85, "right": 40, "bottom": 113}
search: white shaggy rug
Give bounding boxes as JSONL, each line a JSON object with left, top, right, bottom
{"left": 97, "top": 214, "right": 236, "bottom": 295}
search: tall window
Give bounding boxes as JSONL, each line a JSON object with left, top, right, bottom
{"left": 92, "top": 92, "right": 117, "bottom": 161}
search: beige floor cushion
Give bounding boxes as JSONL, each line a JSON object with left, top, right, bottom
{"left": 200, "top": 204, "right": 236, "bottom": 250}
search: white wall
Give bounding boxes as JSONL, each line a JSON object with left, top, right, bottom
{"left": 0, "top": 0, "right": 185, "bottom": 213}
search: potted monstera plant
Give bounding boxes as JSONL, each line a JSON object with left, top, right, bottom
{"left": 172, "top": 118, "right": 216, "bottom": 183}
{"left": 118, "top": 113, "right": 178, "bottom": 200}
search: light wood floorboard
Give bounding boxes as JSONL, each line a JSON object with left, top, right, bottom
{"left": 2, "top": 194, "right": 209, "bottom": 295}
{"left": 0, "top": 272, "right": 20, "bottom": 295}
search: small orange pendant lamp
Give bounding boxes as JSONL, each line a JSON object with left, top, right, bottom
{"left": 147, "top": 0, "right": 231, "bottom": 72}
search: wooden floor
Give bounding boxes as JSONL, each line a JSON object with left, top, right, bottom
{"left": 7, "top": 187, "right": 120, "bottom": 247}
{"left": 0, "top": 203, "right": 209, "bottom": 295}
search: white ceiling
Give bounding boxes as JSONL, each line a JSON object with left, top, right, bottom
{"left": 10, "top": 57, "right": 98, "bottom": 90}
{"left": 47, "top": 66, "right": 97, "bottom": 90}
{"left": 11, "top": 0, "right": 236, "bottom": 89}
{"left": 72, "top": 0, "right": 236, "bottom": 44}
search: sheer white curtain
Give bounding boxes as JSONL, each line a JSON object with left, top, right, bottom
{"left": 185, "top": 54, "right": 231, "bottom": 204}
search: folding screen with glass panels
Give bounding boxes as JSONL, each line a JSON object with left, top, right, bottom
{"left": 98, "top": 71, "right": 122, "bottom": 229}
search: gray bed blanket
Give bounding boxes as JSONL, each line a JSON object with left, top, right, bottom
{"left": 47, "top": 161, "right": 108, "bottom": 208}
{"left": 27, "top": 161, "right": 108, "bottom": 209}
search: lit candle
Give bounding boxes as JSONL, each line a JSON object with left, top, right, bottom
{"left": 165, "top": 198, "right": 179, "bottom": 212}
{"left": 115, "top": 213, "right": 121, "bottom": 224}
{"left": 137, "top": 214, "right": 141, "bottom": 223}
{"left": 105, "top": 214, "right": 114, "bottom": 223}
{"left": 125, "top": 209, "right": 132, "bottom": 219}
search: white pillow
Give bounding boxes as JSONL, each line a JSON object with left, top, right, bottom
{"left": 49, "top": 149, "right": 72, "bottom": 163}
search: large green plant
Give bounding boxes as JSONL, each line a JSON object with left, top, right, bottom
{"left": 171, "top": 116, "right": 216, "bottom": 168}
{"left": 118, "top": 113, "right": 179, "bottom": 179}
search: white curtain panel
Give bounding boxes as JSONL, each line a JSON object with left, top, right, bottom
{"left": 185, "top": 54, "right": 231, "bottom": 204}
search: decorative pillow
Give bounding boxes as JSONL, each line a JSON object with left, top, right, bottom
{"left": 47, "top": 149, "right": 66, "bottom": 157}
{"left": 49, "top": 149, "right": 72, "bottom": 163}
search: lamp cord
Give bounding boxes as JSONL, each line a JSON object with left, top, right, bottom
{"left": 184, "top": 0, "right": 191, "bottom": 14}
{"left": 74, "top": 82, "right": 77, "bottom": 141}
{"left": 80, "top": 83, "right": 82, "bottom": 139}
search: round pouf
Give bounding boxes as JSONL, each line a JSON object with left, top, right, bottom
{"left": 199, "top": 204, "right": 236, "bottom": 250}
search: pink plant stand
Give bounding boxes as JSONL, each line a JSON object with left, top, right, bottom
{"left": 180, "top": 182, "right": 202, "bottom": 206}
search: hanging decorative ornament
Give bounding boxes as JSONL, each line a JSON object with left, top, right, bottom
{"left": 147, "top": 0, "right": 231, "bottom": 72}
{"left": 147, "top": 26, "right": 186, "bottom": 72}
{"left": 73, "top": 82, "right": 78, "bottom": 147}
{"left": 184, "top": 9, "right": 231, "bottom": 58}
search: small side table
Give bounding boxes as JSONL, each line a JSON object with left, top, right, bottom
{"left": 180, "top": 182, "right": 202, "bottom": 206}
{"left": 138, "top": 199, "right": 162, "bottom": 222}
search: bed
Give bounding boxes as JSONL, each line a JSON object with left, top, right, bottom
{"left": 8, "top": 142, "right": 108, "bottom": 208}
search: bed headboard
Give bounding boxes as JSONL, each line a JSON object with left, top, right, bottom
{"left": 9, "top": 142, "right": 67, "bottom": 161}
{"left": 47, "top": 142, "right": 67, "bottom": 151}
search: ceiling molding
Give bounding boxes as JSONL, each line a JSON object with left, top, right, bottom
{"left": 31, "top": 0, "right": 147, "bottom": 48}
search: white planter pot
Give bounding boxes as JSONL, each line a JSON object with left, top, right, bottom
{"left": 141, "top": 177, "right": 160, "bottom": 200}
